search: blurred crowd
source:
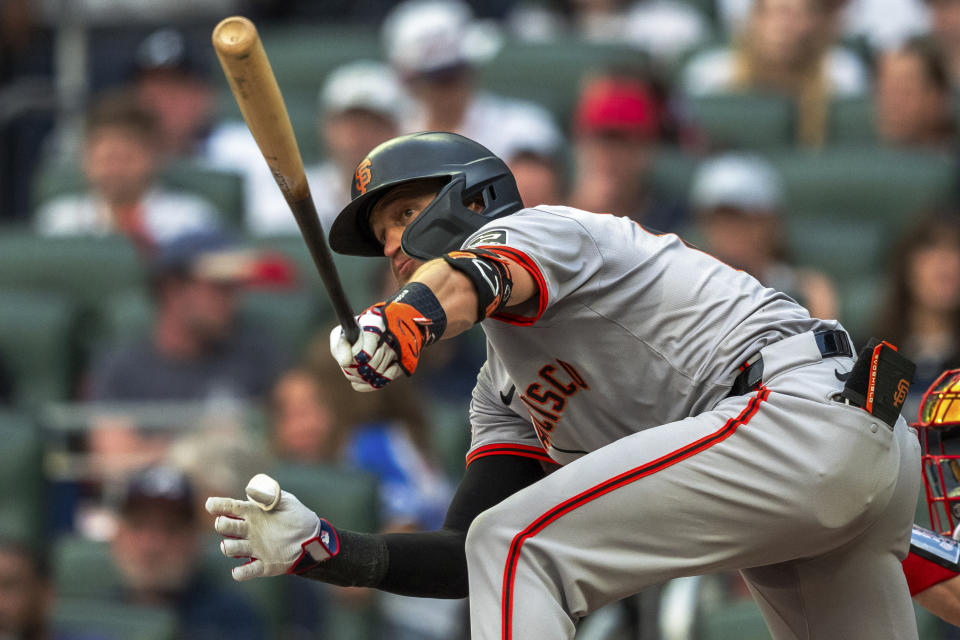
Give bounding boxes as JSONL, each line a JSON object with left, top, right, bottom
{"left": 3, "top": 0, "right": 960, "bottom": 638}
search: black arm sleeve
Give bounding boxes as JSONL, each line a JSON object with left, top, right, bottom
{"left": 298, "top": 454, "right": 545, "bottom": 599}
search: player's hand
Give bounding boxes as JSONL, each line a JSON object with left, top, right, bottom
{"left": 329, "top": 299, "right": 433, "bottom": 391}
{"left": 206, "top": 474, "right": 339, "bottom": 582}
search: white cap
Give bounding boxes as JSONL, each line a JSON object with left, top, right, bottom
{"left": 318, "top": 60, "right": 407, "bottom": 121}
{"left": 690, "top": 153, "right": 784, "bottom": 214}
{"left": 382, "top": 0, "right": 501, "bottom": 76}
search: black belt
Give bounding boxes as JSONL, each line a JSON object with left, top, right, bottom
{"left": 729, "top": 329, "right": 853, "bottom": 396}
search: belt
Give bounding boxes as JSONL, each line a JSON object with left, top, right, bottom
{"left": 729, "top": 329, "right": 853, "bottom": 396}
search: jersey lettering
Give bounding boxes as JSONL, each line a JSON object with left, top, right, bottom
{"left": 520, "top": 360, "right": 590, "bottom": 450}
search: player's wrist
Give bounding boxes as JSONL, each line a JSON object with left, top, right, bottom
{"left": 384, "top": 282, "right": 447, "bottom": 344}
{"left": 296, "top": 528, "right": 390, "bottom": 588}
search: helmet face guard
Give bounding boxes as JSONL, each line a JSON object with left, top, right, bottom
{"left": 329, "top": 132, "right": 523, "bottom": 260}
{"left": 918, "top": 369, "right": 960, "bottom": 537}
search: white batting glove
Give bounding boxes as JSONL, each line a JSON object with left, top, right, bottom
{"left": 205, "top": 474, "right": 339, "bottom": 582}
{"left": 329, "top": 305, "right": 404, "bottom": 393}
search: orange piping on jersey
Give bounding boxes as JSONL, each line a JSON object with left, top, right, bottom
{"left": 499, "top": 386, "right": 771, "bottom": 640}
{"left": 465, "top": 443, "right": 553, "bottom": 467}
{"left": 475, "top": 245, "right": 549, "bottom": 326}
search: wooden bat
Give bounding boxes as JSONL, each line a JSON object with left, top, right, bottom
{"left": 211, "top": 16, "right": 360, "bottom": 343}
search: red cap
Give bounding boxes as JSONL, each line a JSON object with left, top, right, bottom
{"left": 574, "top": 77, "right": 658, "bottom": 140}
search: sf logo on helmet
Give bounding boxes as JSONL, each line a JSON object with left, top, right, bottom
{"left": 355, "top": 157, "right": 372, "bottom": 194}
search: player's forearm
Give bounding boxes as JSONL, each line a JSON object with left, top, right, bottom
{"left": 296, "top": 527, "right": 468, "bottom": 599}
{"left": 408, "top": 259, "right": 478, "bottom": 338}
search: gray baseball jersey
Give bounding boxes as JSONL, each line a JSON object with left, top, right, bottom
{"left": 456, "top": 206, "right": 921, "bottom": 640}
{"left": 464, "top": 205, "right": 832, "bottom": 465}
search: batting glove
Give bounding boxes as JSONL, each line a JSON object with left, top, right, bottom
{"left": 330, "top": 283, "right": 447, "bottom": 392}
{"left": 205, "top": 474, "right": 338, "bottom": 582}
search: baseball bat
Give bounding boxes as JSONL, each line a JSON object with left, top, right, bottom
{"left": 211, "top": 16, "right": 360, "bottom": 343}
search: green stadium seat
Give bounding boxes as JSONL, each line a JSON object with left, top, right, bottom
{"left": 827, "top": 96, "right": 877, "bottom": 146}
{"left": 94, "top": 286, "right": 325, "bottom": 361}
{"left": 783, "top": 217, "right": 889, "bottom": 281}
{"left": 769, "top": 148, "right": 956, "bottom": 226}
{"left": 688, "top": 93, "right": 795, "bottom": 149}
{"left": 649, "top": 147, "right": 701, "bottom": 204}
{"left": 31, "top": 161, "right": 247, "bottom": 230}
{"left": 51, "top": 598, "right": 177, "bottom": 640}
{"left": 0, "top": 291, "right": 78, "bottom": 407}
{"left": 0, "top": 410, "right": 45, "bottom": 541}
{"left": 0, "top": 230, "right": 145, "bottom": 310}
{"left": 478, "top": 40, "right": 639, "bottom": 125}
{"left": 52, "top": 536, "right": 120, "bottom": 599}
{"left": 429, "top": 399, "right": 473, "bottom": 482}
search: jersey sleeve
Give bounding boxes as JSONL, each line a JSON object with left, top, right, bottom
{"left": 467, "top": 361, "right": 553, "bottom": 467}
{"left": 462, "top": 208, "right": 604, "bottom": 326}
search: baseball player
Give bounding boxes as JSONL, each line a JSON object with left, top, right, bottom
{"left": 206, "top": 132, "right": 921, "bottom": 639}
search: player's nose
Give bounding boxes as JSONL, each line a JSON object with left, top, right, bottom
{"left": 382, "top": 227, "right": 403, "bottom": 258}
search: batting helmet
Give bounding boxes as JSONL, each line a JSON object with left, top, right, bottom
{"left": 918, "top": 369, "right": 960, "bottom": 537}
{"left": 328, "top": 131, "right": 523, "bottom": 260}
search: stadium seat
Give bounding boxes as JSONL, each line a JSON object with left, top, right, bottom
{"left": 478, "top": 40, "right": 639, "bottom": 125}
{"left": 0, "top": 291, "right": 78, "bottom": 407}
{"left": 429, "top": 399, "right": 473, "bottom": 482}
{"left": 94, "top": 286, "right": 325, "bottom": 361}
{"left": 688, "top": 93, "right": 795, "bottom": 149}
{"left": 31, "top": 161, "right": 247, "bottom": 230}
{"left": 827, "top": 96, "right": 877, "bottom": 146}
{"left": 0, "top": 230, "right": 144, "bottom": 310}
{"left": 51, "top": 598, "right": 177, "bottom": 640}
{"left": 769, "top": 148, "right": 956, "bottom": 226}
{"left": 0, "top": 410, "right": 45, "bottom": 541}
{"left": 52, "top": 536, "right": 120, "bottom": 599}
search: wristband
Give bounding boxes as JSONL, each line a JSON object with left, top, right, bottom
{"left": 443, "top": 248, "right": 513, "bottom": 322}
{"left": 386, "top": 281, "right": 447, "bottom": 346}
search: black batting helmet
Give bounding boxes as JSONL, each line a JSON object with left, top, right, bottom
{"left": 328, "top": 131, "right": 523, "bottom": 260}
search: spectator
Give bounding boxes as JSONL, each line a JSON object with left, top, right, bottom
{"left": 874, "top": 210, "right": 960, "bottom": 422}
{"left": 876, "top": 36, "right": 957, "bottom": 150}
{"left": 509, "top": 149, "right": 569, "bottom": 208}
{"left": 0, "top": 539, "right": 102, "bottom": 640}
{"left": 568, "top": 70, "right": 687, "bottom": 232}
{"left": 382, "top": 0, "right": 564, "bottom": 166}
{"left": 505, "top": 0, "right": 709, "bottom": 64}
{"left": 129, "top": 27, "right": 218, "bottom": 160}
{"left": 86, "top": 229, "right": 284, "bottom": 405}
{"left": 928, "top": 0, "right": 960, "bottom": 87}
{"left": 108, "top": 466, "right": 266, "bottom": 640}
{"left": 244, "top": 60, "right": 407, "bottom": 236}
{"left": 34, "top": 91, "right": 221, "bottom": 254}
{"left": 681, "top": 0, "right": 869, "bottom": 147}
{"left": 689, "top": 152, "right": 838, "bottom": 321}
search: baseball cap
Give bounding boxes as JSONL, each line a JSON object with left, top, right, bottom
{"left": 382, "top": 0, "right": 501, "bottom": 78}
{"left": 133, "top": 27, "right": 210, "bottom": 80}
{"left": 151, "top": 228, "right": 257, "bottom": 282}
{"left": 689, "top": 153, "right": 784, "bottom": 214}
{"left": 573, "top": 76, "right": 659, "bottom": 140}
{"left": 115, "top": 466, "right": 195, "bottom": 520}
{"left": 318, "top": 60, "right": 408, "bottom": 122}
